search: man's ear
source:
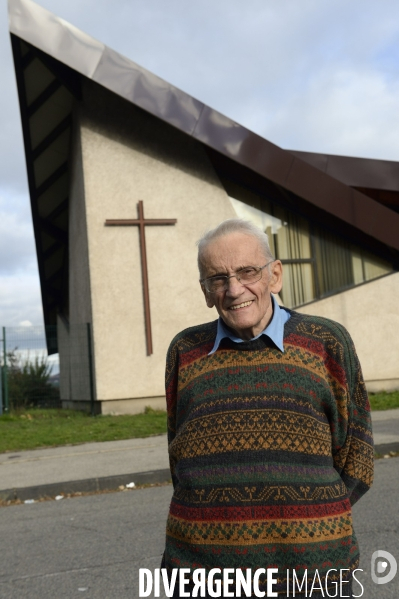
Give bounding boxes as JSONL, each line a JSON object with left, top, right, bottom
{"left": 200, "top": 282, "right": 215, "bottom": 308}
{"left": 269, "top": 260, "right": 283, "bottom": 295}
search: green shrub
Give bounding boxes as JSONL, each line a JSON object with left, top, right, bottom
{"left": 5, "top": 349, "right": 59, "bottom": 410}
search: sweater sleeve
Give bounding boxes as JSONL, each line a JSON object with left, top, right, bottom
{"left": 165, "top": 337, "right": 180, "bottom": 489}
{"left": 332, "top": 327, "right": 374, "bottom": 506}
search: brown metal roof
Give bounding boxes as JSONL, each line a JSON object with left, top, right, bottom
{"left": 289, "top": 150, "right": 399, "bottom": 191}
{"left": 289, "top": 150, "right": 399, "bottom": 214}
{"left": 9, "top": 0, "right": 399, "bottom": 328}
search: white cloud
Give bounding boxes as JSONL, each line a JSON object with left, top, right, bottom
{"left": 253, "top": 67, "right": 399, "bottom": 160}
{"left": 0, "top": 189, "right": 37, "bottom": 276}
{"left": 0, "top": 273, "right": 43, "bottom": 326}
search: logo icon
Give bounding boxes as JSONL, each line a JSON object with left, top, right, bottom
{"left": 371, "top": 550, "right": 397, "bottom": 585}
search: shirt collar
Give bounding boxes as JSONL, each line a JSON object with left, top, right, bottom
{"left": 208, "top": 295, "right": 290, "bottom": 355}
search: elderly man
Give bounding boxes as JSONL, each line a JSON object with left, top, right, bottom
{"left": 163, "top": 219, "right": 373, "bottom": 598}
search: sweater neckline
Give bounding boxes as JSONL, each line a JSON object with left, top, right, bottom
{"left": 216, "top": 310, "right": 303, "bottom": 352}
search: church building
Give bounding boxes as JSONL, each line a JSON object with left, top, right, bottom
{"left": 9, "top": 0, "right": 399, "bottom": 413}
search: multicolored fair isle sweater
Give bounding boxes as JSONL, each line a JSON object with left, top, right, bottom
{"left": 163, "top": 311, "right": 374, "bottom": 596}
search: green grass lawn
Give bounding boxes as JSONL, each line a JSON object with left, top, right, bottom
{"left": 0, "top": 390, "right": 398, "bottom": 454}
{"left": 0, "top": 407, "right": 167, "bottom": 453}
{"left": 369, "top": 390, "right": 399, "bottom": 411}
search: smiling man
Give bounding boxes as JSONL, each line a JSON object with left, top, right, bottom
{"left": 163, "top": 219, "right": 373, "bottom": 598}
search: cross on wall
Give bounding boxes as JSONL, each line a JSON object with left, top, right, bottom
{"left": 105, "top": 201, "right": 177, "bottom": 356}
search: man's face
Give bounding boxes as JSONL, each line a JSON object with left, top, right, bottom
{"left": 200, "top": 232, "right": 283, "bottom": 340}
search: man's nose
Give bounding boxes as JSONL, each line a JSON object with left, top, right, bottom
{"left": 225, "top": 275, "right": 245, "bottom": 296}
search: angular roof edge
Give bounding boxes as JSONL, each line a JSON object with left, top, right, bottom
{"left": 9, "top": 0, "right": 399, "bottom": 252}
{"left": 289, "top": 150, "right": 399, "bottom": 192}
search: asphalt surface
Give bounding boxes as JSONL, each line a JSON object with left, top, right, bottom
{"left": 0, "top": 484, "right": 171, "bottom": 599}
{"left": 0, "top": 457, "right": 398, "bottom": 599}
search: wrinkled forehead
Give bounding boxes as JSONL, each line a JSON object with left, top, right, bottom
{"left": 200, "top": 232, "right": 266, "bottom": 273}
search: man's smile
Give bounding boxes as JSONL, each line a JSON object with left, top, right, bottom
{"left": 229, "top": 300, "right": 254, "bottom": 310}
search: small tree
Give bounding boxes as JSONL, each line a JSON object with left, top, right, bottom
{"left": 7, "top": 349, "right": 59, "bottom": 410}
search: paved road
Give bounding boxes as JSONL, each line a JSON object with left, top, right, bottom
{"left": 352, "top": 457, "right": 399, "bottom": 599}
{"left": 0, "top": 458, "right": 398, "bottom": 599}
{"left": 0, "top": 485, "right": 172, "bottom": 599}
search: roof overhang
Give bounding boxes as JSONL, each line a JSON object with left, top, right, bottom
{"left": 9, "top": 0, "right": 399, "bottom": 329}
{"left": 290, "top": 150, "right": 399, "bottom": 213}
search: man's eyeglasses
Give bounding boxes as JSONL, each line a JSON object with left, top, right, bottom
{"left": 201, "top": 260, "right": 275, "bottom": 294}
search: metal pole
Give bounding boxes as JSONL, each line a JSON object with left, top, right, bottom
{"left": 2, "top": 327, "right": 9, "bottom": 413}
{"left": 87, "top": 323, "right": 95, "bottom": 416}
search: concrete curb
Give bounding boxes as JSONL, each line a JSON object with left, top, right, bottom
{"left": 373, "top": 442, "right": 399, "bottom": 455}
{"left": 0, "top": 468, "right": 171, "bottom": 503}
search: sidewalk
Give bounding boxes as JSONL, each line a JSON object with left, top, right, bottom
{"left": 0, "top": 434, "right": 170, "bottom": 502}
{"left": 1, "top": 410, "right": 398, "bottom": 503}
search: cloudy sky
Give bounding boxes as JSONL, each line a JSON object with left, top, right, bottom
{"left": 1, "top": 0, "right": 399, "bottom": 327}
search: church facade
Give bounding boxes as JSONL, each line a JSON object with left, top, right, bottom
{"left": 10, "top": 0, "right": 399, "bottom": 413}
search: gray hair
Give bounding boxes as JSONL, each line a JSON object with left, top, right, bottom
{"left": 197, "top": 218, "right": 274, "bottom": 278}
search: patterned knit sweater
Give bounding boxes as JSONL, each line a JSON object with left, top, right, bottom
{"left": 164, "top": 311, "right": 373, "bottom": 596}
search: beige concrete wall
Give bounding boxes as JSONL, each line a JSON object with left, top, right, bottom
{"left": 296, "top": 272, "right": 399, "bottom": 392}
{"left": 101, "top": 397, "right": 166, "bottom": 416}
{"left": 78, "top": 80, "right": 235, "bottom": 405}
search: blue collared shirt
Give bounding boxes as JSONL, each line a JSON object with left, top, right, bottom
{"left": 209, "top": 295, "right": 291, "bottom": 355}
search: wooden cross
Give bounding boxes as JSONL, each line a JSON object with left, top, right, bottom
{"left": 105, "top": 201, "right": 177, "bottom": 356}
